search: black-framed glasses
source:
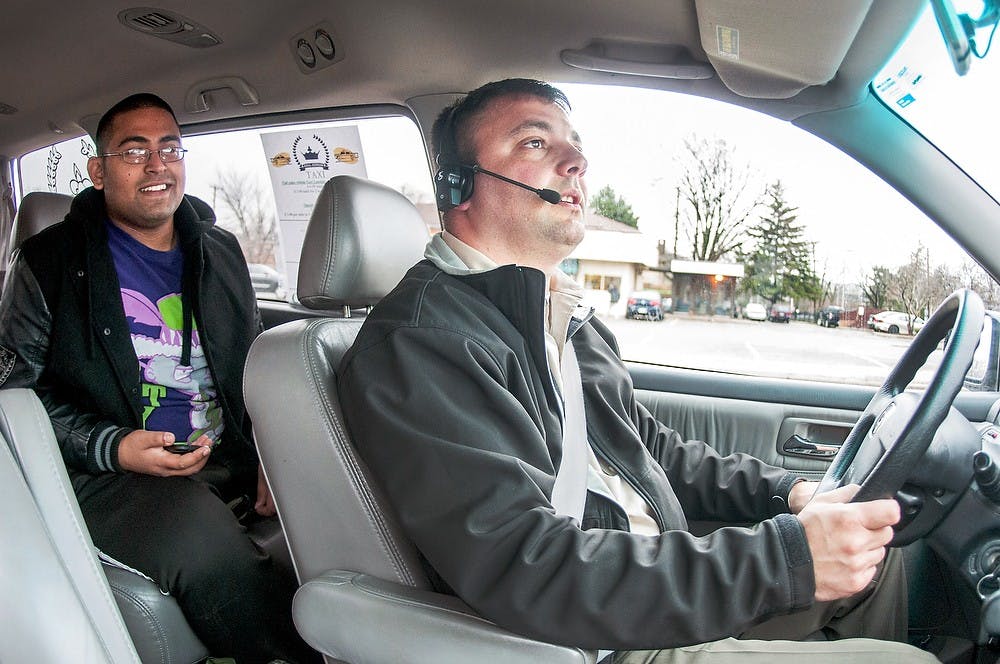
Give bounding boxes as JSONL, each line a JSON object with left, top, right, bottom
{"left": 98, "top": 147, "right": 188, "bottom": 164}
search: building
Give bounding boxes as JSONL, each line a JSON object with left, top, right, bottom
{"left": 669, "top": 259, "right": 745, "bottom": 315}
{"left": 565, "top": 213, "right": 659, "bottom": 317}
{"left": 417, "top": 203, "right": 661, "bottom": 318}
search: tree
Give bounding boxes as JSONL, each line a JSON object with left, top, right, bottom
{"left": 211, "top": 169, "right": 279, "bottom": 265}
{"left": 675, "top": 135, "right": 762, "bottom": 261}
{"left": 739, "top": 181, "right": 815, "bottom": 305}
{"left": 890, "top": 244, "right": 933, "bottom": 333}
{"left": 957, "top": 260, "right": 1000, "bottom": 309}
{"left": 861, "top": 266, "right": 892, "bottom": 310}
{"left": 590, "top": 184, "right": 639, "bottom": 228}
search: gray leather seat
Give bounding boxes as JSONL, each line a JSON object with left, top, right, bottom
{"left": 244, "top": 175, "right": 596, "bottom": 664}
{"left": 0, "top": 388, "right": 206, "bottom": 664}
{"left": 2, "top": 191, "right": 72, "bottom": 287}
{"left": 11, "top": 191, "right": 73, "bottom": 252}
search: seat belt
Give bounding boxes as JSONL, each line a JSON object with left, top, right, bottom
{"left": 550, "top": 340, "right": 588, "bottom": 524}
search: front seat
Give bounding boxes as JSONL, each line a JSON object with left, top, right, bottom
{"left": 0, "top": 388, "right": 206, "bottom": 664}
{"left": 244, "top": 175, "right": 596, "bottom": 664}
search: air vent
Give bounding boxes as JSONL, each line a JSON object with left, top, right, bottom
{"left": 0, "top": 102, "right": 17, "bottom": 115}
{"left": 130, "top": 11, "right": 180, "bottom": 32}
{"left": 119, "top": 7, "right": 222, "bottom": 48}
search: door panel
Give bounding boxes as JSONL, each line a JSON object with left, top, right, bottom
{"left": 631, "top": 363, "right": 999, "bottom": 480}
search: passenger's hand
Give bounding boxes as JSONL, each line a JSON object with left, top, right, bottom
{"left": 797, "top": 484, "right": 899, "bottom": 602}
{"left": 117, "top": 430, "right": 212, "bottom": 477}
{"left": 254, "top": 464, "right": 277, "bottom": 517}
{"left": 787, "top": 480, "right": 819, "bottom": 513}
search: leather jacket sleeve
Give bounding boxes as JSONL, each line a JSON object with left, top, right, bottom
{"left": 0, "top": 253, "right": 129, "bottom": 472}
{"left": 340, "top": 324, "right": 814, "bottom": 651}
{"left": 637, "top": 401, "right": 803, "bottom": 522}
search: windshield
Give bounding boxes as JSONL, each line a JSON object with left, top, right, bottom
{"left": 874, "top": 1, "right": 1000, "bottom": 201}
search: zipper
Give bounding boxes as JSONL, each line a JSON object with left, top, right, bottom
{"left": 590, "top": 433, "right": 667, "bottom": 532}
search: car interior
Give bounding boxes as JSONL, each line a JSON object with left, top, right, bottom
{"left": 5, "top": 1, "right": 1000, "bottom": 663}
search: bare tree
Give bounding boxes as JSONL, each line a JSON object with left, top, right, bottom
{"left": 675, "top": 135, "right": 763, "bottom": 262}
{"left": 211, "top": 168, "right": 278, "bottom": 265}
{"left": 890, "top": 244, "right": 934, "bottom": 333}
{"left": 956, "top": 260, "right": 1000, "bottom": 310}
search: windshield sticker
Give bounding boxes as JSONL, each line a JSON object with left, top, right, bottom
{"left": 874, "top": 64, "right": 923, "bottom": 109}
{"left": 717, "top": 25, "right": 739, "bottom": 59}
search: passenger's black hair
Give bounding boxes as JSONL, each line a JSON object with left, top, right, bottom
{"left": 94, "top": 93, "right": 179, "bottom": 153}
{"left": 432, "top": 79, "right": 571, "bottom": 166}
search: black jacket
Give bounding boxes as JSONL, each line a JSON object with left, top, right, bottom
{"left": 339, "top": 260, "right": 815, "bottom": 651}
{"left": 0, "top": 187, "right": 261, "bottom": 480}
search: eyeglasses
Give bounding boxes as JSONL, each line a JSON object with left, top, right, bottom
{"left": 98, "top": 147, "right": 188, "bottom": 164}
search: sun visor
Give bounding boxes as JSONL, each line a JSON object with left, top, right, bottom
{"left": 694, "top": 0, "right": 873, "bottom": 98}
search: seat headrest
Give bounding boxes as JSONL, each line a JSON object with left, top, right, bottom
{"left": 297, "top": 175, "right": 430, "bottom": 311}
{"left": 12, "top": 192, "right": 73, "bottom": 252}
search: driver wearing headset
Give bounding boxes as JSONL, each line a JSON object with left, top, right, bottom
{"left": 338, "top": 79, "right": 936, "bottom": 663}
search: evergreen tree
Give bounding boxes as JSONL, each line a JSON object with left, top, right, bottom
{"left": 591, "top": 184, "right": 639, "bottom": 228}
{"left": 862, "top": 266, "right": 892, "bottom": 310}
{"left": 740, "top": 181, "right": 815, "bottom": 305}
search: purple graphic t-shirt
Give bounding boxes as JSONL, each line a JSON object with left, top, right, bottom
{"left": 106, "top": 221, "right": 225, "bottom": 444}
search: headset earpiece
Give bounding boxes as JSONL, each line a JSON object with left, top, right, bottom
{"left": 434, "top": 163, "right": 476, "bottom": 211}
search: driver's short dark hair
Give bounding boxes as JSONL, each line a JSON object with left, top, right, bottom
{"left": 432, "top": 79, "right": 571, "bottom": 166}
{"left": 94, "top": 93, "right": 179, "bottom": 154}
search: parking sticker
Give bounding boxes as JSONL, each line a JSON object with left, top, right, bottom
{"left": 717, "top": 25, "right": 739, "bottom": 59}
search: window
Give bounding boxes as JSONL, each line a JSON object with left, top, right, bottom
{"left": 556, "top": 81, "right": 992, "bottom": 388}
{"left": 17, "top": 114, "right": 436, "bottom": 301}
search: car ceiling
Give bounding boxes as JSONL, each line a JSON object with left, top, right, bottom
{"left": 0, "top": 0, "right": 924, "bottom": 160}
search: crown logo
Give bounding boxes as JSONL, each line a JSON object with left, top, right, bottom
{"left": 292, "top": 134, "right": 331, "bottom": 171}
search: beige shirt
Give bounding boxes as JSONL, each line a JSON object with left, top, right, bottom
{"left": 438, "top": 232, "right": 660, "bottom": 536}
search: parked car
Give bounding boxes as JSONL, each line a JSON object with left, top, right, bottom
{"left": 743, "top": 302, "right": 767, "bottom": 321}
{"left": 816, "top": 306, "right": 843, "bottom": 328}
{"left": 871, "top": 310, "right": 925, "bottom": 335}
{"left": 625, "top": 290, "right": 665, "bottom": 321}
{"left": 767, "top": 304, "right": 792, "bottom": 323}
{"left": 247, "top": 263, "right": 284, "bottom": 298}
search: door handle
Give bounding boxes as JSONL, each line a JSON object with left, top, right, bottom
{"left": 782, "top": 434, "right": 840, "bottom": 459}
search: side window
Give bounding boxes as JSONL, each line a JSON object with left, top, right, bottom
{"left": 16, "top": 115, "right": 436, "bottom": 301}
{"left": 560, "top": 83, "right": 997, "bottom": 390}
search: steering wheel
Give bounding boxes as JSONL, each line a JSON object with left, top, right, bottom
{"left": 815, "top": 289, "right": 985, "bottom": 504}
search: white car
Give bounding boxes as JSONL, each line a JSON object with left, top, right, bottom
{"left": 743, "top": 303, "right": 767, "bottom": 321}
{"left": 872, "top": 310, "right": 925, "bottom": 335}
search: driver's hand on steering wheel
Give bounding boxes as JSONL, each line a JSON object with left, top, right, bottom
{"left": 796, "top": 483, "right": 900, "bottom": 602}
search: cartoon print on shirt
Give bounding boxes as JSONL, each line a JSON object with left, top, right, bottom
{"left": 121, "top": 288, "right": 225, "bottom": 443}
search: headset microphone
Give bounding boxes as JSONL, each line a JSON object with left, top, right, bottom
{"left": 472, "top": 165, "right": 563, "bottom": 205}
{"left": 434, "top": 162, "right": 564, "bottom": 210}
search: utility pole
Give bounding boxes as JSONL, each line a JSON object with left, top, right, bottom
{"left": 673, "top": 186, "right": 680, "bottom": 259}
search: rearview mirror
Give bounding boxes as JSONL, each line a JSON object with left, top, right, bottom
{"left": 931, "top": 0, "right": 972, "bottom": 75}
{"left": 931, "top": 0, "right": 1000, "bottom": 76}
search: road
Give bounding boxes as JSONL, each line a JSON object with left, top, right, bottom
{"left": 602, "top": 315, "right": 941, "bottom": 388}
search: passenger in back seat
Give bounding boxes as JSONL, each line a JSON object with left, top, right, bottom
{"left": 0, "top": 93, "right": 318, "bottom": 664}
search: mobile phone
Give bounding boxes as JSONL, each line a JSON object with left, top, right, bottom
{"left": 165, "top": 443, "right": 200, "bottom": 454}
